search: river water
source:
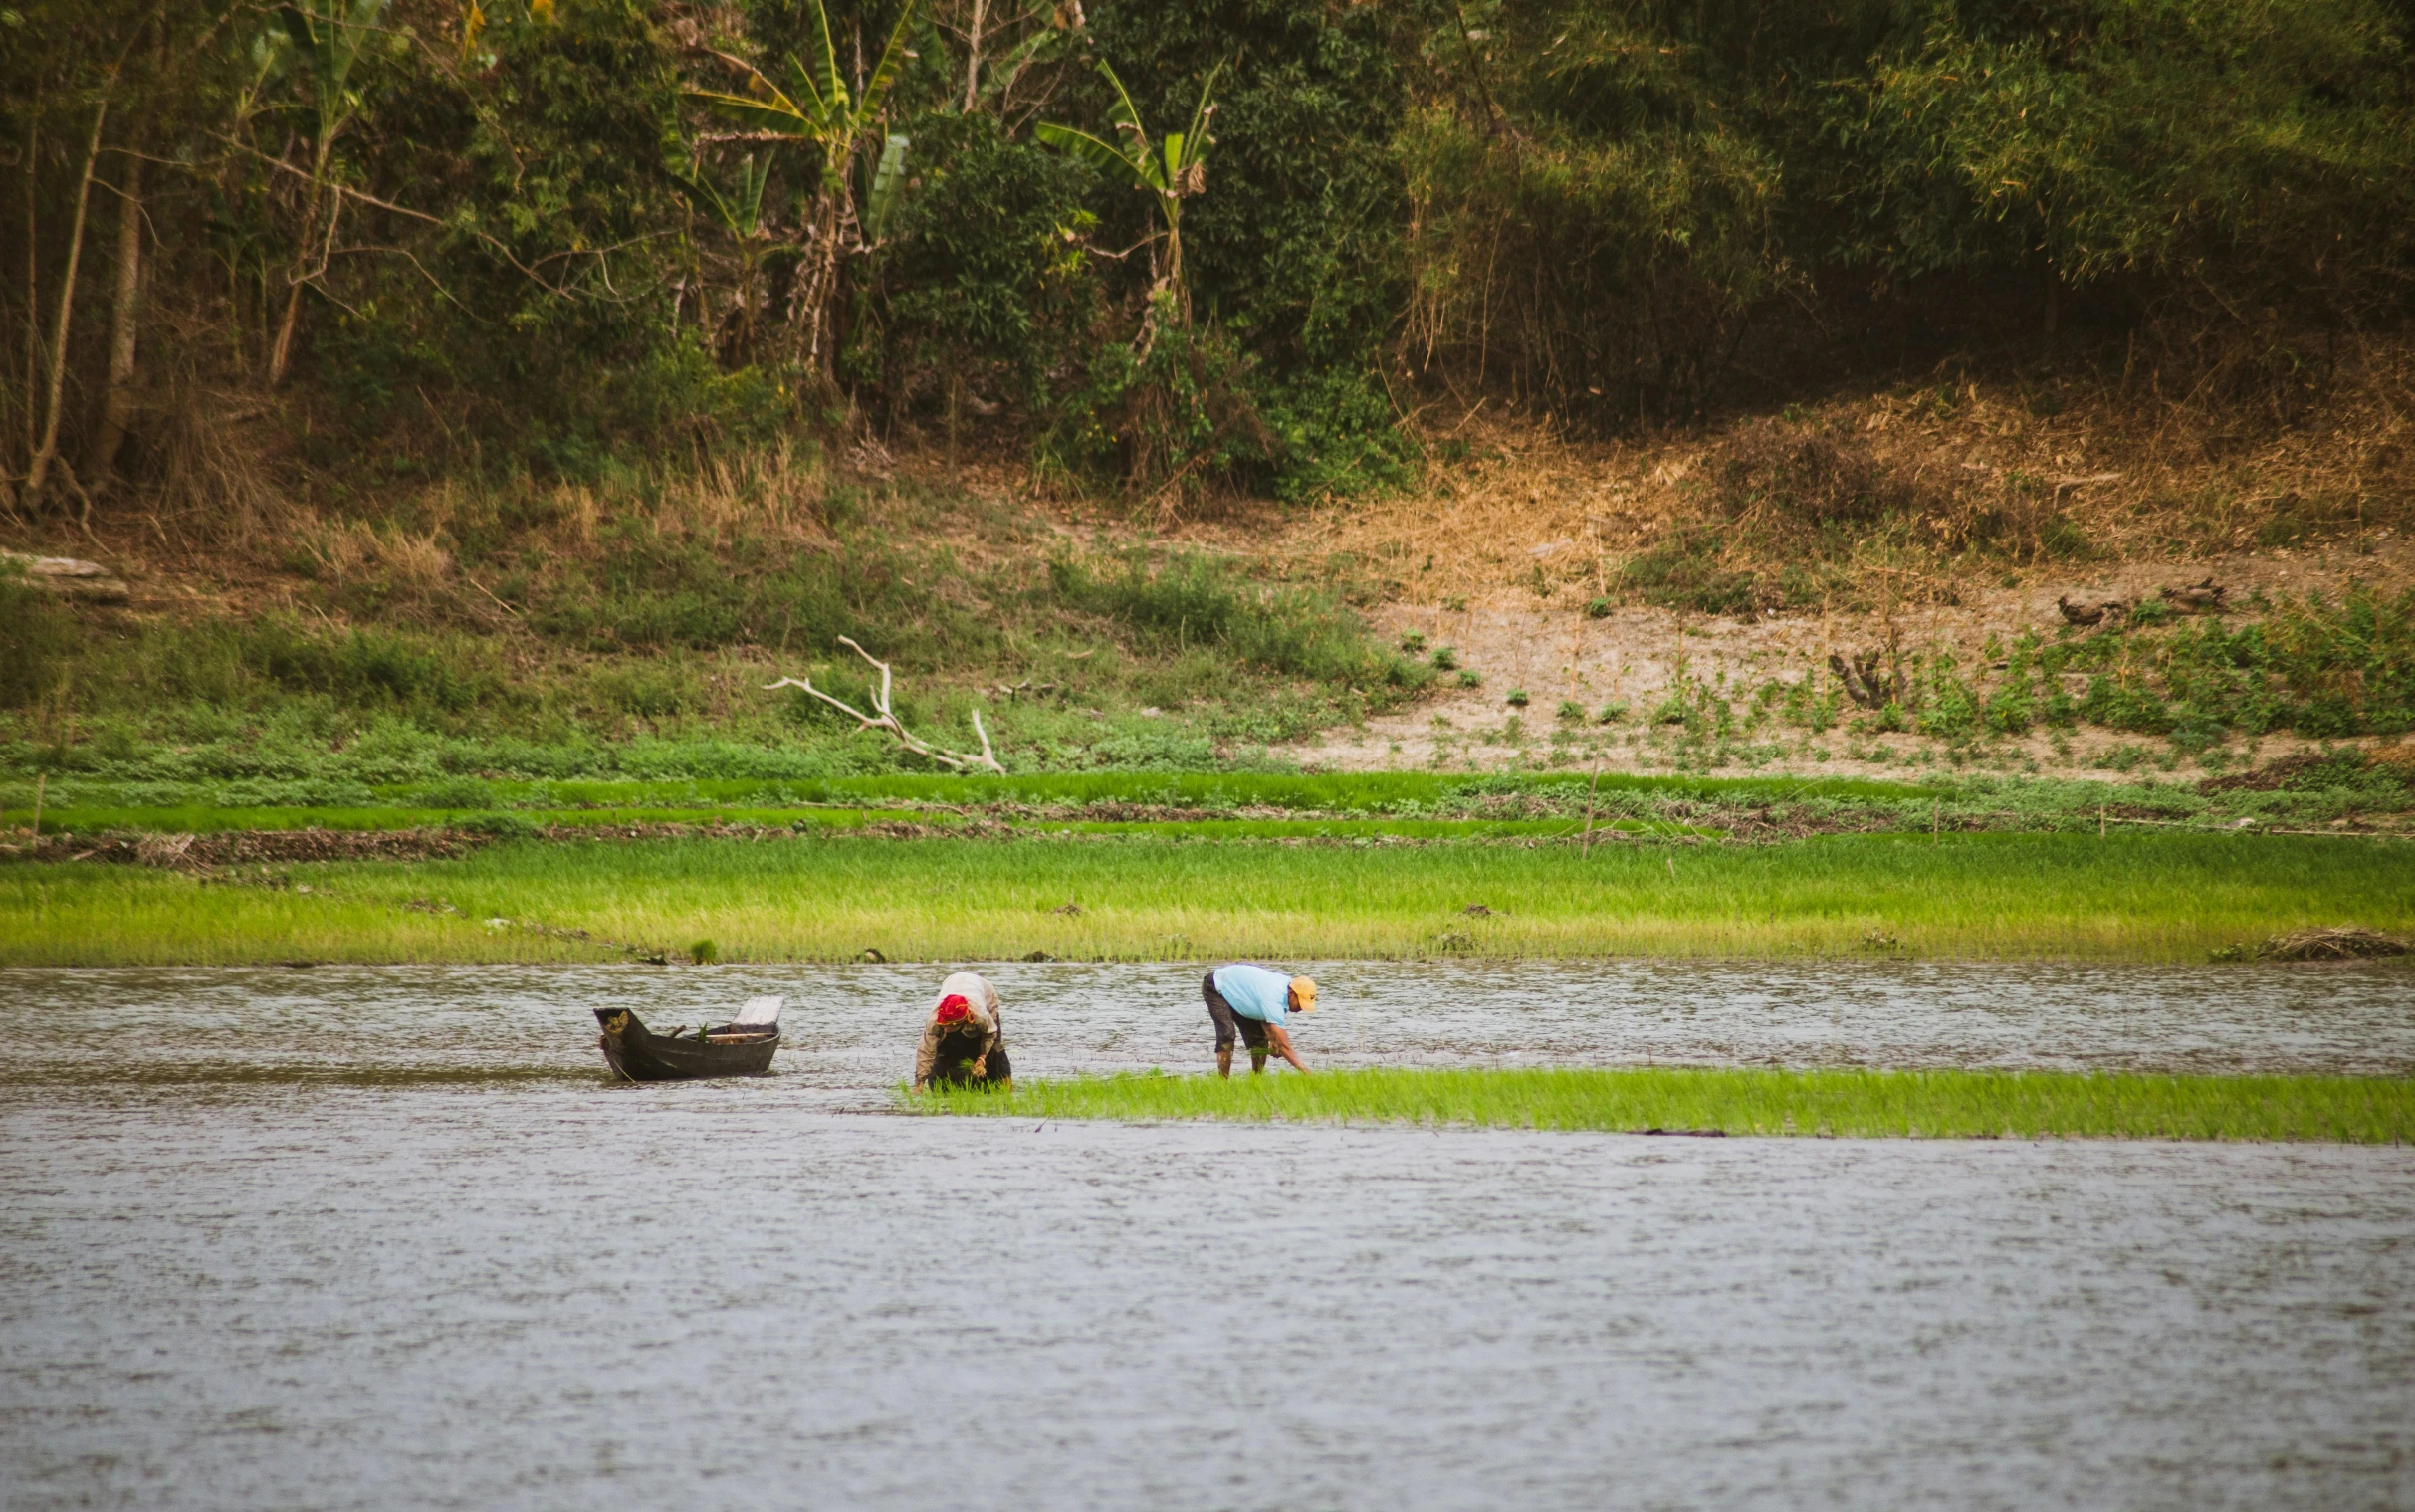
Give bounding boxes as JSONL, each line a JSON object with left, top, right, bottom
{"left": 4, "top": 962, "right": 2413, "bottom": 1510}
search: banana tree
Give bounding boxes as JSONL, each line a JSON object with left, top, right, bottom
{"left": 1036, "top": 60, "right": 1219, "bottom": 329}
{"left": 264, "top": 0, "right": 390, "bottom": 385}
{"left": 664, "top": 153, "right": 774, "bottom": 364}
{"left": 687, "top": 0, "right": 918, "bottom": 380}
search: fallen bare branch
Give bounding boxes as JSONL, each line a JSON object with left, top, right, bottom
{"left": 766, "top": 636, "right": 1005, "bottom": 773}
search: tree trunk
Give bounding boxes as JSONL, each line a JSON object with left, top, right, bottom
{"left": 268, "top": 135, "right": 333, "bottom": 387}
{"left": 88, "top": 149, "right": 143, "bottom": 487}
{"left": 791, "top": 193, "right": 849, "bottom": 391}
{"left": 25, "top": 98, "right": 109, "bottom": 510}
{"left": 962, "top": 0, "right": 987, "bottom": 112}
{"left": 19, "top": 119, "right": 37, "bottom": 473}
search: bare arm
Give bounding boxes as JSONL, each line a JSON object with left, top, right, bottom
{"left": 1265, "top": 1023, "right": 1309, "bottom": 1074}
{"left": 976, "top": 981, "right": 1003, "bottom": 1076}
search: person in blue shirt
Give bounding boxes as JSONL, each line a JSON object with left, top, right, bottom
{"left": 1203, "top": 963, "right": 1316, "bottom": 1077}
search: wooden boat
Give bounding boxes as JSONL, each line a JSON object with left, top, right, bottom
{"left": 595, "top": 996, "right": 782, "bottom": 1082}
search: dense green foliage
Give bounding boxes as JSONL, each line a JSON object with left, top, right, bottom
{"left": 923, "top": 1066, "right": 2415, "bottom": 1143}
{"left": 1404, "top": 0, "right": 2415, "bottom": 419}
{"left": 4, "top": 0, "right": 2408, "bottom": 514}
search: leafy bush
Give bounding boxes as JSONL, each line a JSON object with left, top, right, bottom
{"left": 1037, "top": 309, "right": 1275, "bottom": 497}
{"left": 873, "top": 114, "right": 1101, "bottom": 419}
{"left": 2042, "top": 586, "right": 2415, "bottom": 740}
{"left": 1912, "top": 656, "right": 1983, "bottom": 739}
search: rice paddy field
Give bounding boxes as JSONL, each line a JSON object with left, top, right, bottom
{"left": 3, "top": 829, "right": 2408, "bottom": 966}
{"left": 918, "top": 1066, "right": 2415, "bottom": 1143}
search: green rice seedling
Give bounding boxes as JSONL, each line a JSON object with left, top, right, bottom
{"left": 1430, "top": 646, "right": 1459, "bottom": 671}
{"left": 917, "top": 1066, "right": 2415, "bottom": 1144}
{"left": 1458, "top": 669, "right": 1483, "bottom": 689}
{"left": 1506, "top": 688, "right": 1530, "bottom": 707}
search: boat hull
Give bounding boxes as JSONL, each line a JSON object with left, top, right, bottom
{"left": 595, "top": 1008, "right": 779, "bottom": 1082}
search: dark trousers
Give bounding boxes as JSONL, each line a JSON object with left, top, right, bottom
{"left": 926, "top": 1024, "right": 1011, "bottom": 1087}
{"left": 1204, "top": 971, "right": 1271, "bottom": 1055}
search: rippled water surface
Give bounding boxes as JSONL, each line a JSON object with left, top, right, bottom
{"left": 3, "top": 963, "right": 2412, "bottom": 1510}
{"left": 6, "top": 958, "right": 2415, "bottom": 1099}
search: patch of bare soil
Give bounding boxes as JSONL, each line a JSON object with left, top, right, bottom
{"left": 1174, "top": 370, "right": 2415, "bottom": 780}
{"left": 1278, "top": 556, "right": 2409, "bottom": 780}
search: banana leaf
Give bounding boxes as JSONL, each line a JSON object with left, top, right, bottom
{"left": 865, "top": 133, "right": 910, "bottom": 242}
{"left": 1034, "top": 121, "right": 1143, "bottom": 182}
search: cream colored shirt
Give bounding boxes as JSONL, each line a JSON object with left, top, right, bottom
{"left": 913, "top": 972, "right": 1004, "bottom": 1088}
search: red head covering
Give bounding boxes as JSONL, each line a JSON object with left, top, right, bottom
{"left": 934, "top": 993, "right": 973, "bottom": 1024}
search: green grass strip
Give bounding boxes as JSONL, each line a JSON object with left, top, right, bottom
{"left": 5, "top": 830, "right": 2408, "bottom": 965}
{"left": 916, "top": 1066, "right": 2415, "bottom": 1143}
{"left": 1, "top": 768, "right": 1932, "bottom": 817}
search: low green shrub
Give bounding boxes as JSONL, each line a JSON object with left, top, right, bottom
{"left": 0, "top": 569, "right": 77, "bottom": 709}
{"left": 1047, "top": 552, "right": 1428, "bottom": 705}
{"left": 1617, "top": 528, "right": 1762, "bottom": 617}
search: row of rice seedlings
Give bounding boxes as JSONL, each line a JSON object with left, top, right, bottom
{"left": 919, "top": 1067, "right": 2415, "bottom": 1144}
{"left": 0, "top": 803, "right": 1708, "bottom": 842}
{"left": 0, "top": 867, "right": 591, "bottom": 967}
{"left": 4, "top": 766, "right": 1927, "bottom": 820}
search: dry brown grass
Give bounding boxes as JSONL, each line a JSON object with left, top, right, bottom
{"left": 1275, "top": 334, "right": 2415, "bottom": 615}
{"left": 297, "top": 518, "right": 455, "bottom": 587}
{"left": 2257, "top": 926, "right": 2409, "bottom": 962}
{"left": 533, "top": 439, "right": 837, "bottom": 558}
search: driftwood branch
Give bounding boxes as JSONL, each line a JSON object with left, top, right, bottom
{"left": 1827, "top": 648, "right": 1902, "bottom": 709}
{"left": 766, "top": 636, "right": 1004, "bottom": 773}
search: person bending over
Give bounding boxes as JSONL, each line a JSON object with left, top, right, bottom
{"left": 1204, "top": 963, "right": 1315, "bottom": 1078}
{"left": 914, "top": 971, "right": 1012, "bottom": 1091}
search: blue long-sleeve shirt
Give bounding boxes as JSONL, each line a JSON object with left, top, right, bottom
{"left": 1212, "top": 964, "right": 1296, "bottom": 1024}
